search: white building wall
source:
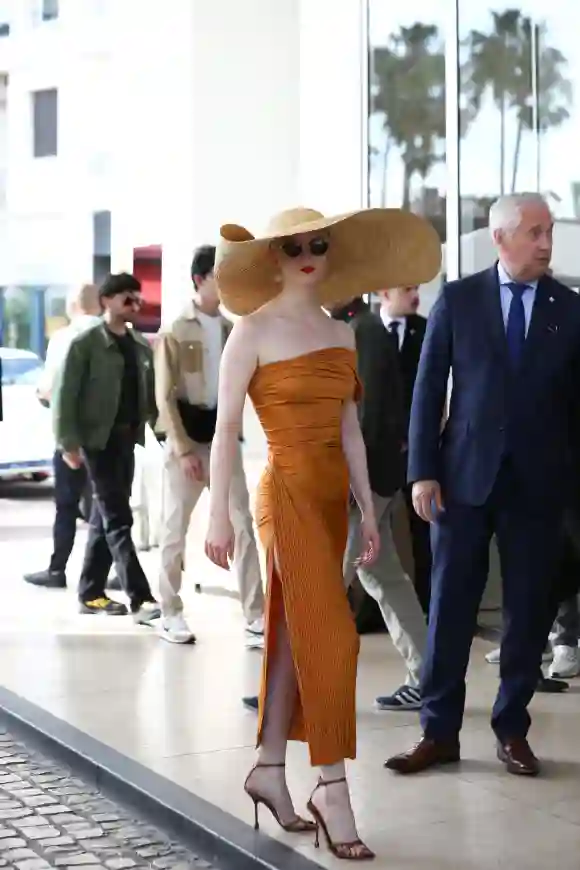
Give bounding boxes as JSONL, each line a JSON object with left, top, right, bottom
{"left": 0, "top": 0, "right": 368, "bottom": 309}
{"left": 1, "top": 0, "right": 115, "bottom": 288}
{"left": 111, "top": 0, "right": 367, "bottom": 321}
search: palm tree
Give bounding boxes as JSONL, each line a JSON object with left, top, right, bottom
{"left": 463, "top": 10, "right": 572, "bottom": 194}
{"left": 371, "top": 24, "right": 446, "bottom": 209}
{"left": 511, "top": 37, "right": 572, "bottom": 191}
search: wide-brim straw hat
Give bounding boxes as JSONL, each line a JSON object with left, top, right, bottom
{"left": 215, "top": 207, "right": 441, "bottom": 316}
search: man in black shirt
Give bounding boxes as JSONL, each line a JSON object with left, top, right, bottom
{"left": 111, "top": 331, "right": 141, "bottom": 428}
{"left": 53, "top": 273, "right": 160, "bottom": 624}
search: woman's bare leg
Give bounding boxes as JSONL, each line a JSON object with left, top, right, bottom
{"left": 247, "top": 585, "right": 300, "bottom": 824}
{"left": 311, "top": 761, "right": 362, "bottom": 846}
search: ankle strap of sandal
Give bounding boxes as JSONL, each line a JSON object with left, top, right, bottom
{"left": 255, "top": 762, "right": 285, "bottom": 769}
{"left": 318, "top": 776, "right": 347, "bottom": 787}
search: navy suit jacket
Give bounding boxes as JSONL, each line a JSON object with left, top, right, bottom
{"left": 408, "top": 266, "right": 580, "bottom": 508}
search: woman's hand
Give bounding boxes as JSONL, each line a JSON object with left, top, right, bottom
{"left": 205, "top": 512, "right": 235, "bottom": 570}
{"left": 356, "top": 512, "right": 380, "bottom": 566}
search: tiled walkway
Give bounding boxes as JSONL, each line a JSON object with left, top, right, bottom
{"left": 0, "top": 729, "right": 213, "bottom": 870}
{"left": 2, "top": 455, "right": 580, "bottom": 868}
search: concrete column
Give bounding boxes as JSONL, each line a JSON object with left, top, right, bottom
{"left": 156, "top": 0, "right": 302, "bottom": 321}
{"left": 299, "top": 0, "right": 366, "bottom": 211}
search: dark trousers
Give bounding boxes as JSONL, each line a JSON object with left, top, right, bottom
{"left": 421, "top": 460, "right": 561, "bottom": 742}
{"left": 404, "top": 485, "right": 432, "bottom": 614}
{"left": 78, "top": 428, "right": 154, "bottom": 612}
{"left": 50, "top": 450, "right": 87, "bottom": 574}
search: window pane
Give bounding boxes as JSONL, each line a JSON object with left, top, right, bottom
{"left": 458, "top": 3, "right": 543, "bottom": 275}
{"left": 535, "top": 4, "right": 579, "bottom": 287}
{"left": 368, "top": 1, "right": 447, "bottom": 246}
{"left": 32, "top": 89, "right": 58, "bottom": 158}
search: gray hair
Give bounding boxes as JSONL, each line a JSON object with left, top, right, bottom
{"left": 488, "top": 193, "right": 551, "bottom": 238}
{"left": 65, "top": 283, "right": 99, "bottom": 318}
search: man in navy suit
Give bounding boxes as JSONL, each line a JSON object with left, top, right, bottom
{"left": 385, "top": 193, "right": 580, "bottom": 777}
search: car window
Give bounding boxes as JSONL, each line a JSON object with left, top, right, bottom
{"left": 1, "top": 357, "right": 44, "bottom": 386}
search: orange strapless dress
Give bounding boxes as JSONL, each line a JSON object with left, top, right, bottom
{"left": 248, "top": 347, "right": 361, "bottom": 766}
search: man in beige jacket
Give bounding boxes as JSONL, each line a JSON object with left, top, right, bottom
{"left": 155, "top": 245, "right": 264, "bottom": 645}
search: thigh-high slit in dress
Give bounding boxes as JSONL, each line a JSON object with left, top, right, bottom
{"left": 248, "top": 347, "right": 361, "bottom": 766}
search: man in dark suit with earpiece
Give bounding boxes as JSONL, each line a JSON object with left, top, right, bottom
{"left": 377, "top": 285, "right": 431, "bottom": 614}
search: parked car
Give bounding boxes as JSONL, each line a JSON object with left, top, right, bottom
{"left": 0, "top": 347, "right": 54, "bottom": 481}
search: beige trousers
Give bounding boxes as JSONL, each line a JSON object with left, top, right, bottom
{"left": 344, "top": 491, "right": 427, "bottom": 688}
{"left": 158, "top": 439, "right": 264, "bottom": 624}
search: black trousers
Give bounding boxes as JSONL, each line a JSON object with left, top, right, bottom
{"left": 78, "top": 428, "right": 154, "bottom": 612}
{"left": 50, "top": 450, "right": 87, "bottom": 574}
{"left": 404, "top": 485, "right": 432, "bottom": 615}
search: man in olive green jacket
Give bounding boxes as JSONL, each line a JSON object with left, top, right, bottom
{"left": 52, "top": 272, "right": 160, "bottom": 624}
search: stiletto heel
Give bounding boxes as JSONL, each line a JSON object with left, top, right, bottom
{"left": 244, "top": 763, "right": 316, "bottom": 834}
{"left": 307, "top": 777, "right": 375, "bottom": 861}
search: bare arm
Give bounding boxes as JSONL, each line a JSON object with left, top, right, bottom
{"left": 342, "top": 400, "right": 374, "bottom": 518}
{"left": 334, "top": 320, "right": 379, "bottom": 563}
{"left": 206, "top": 319, "right": 258, "bottom": 568}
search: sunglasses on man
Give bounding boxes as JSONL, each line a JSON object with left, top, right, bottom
{"left": 121, "top": 293, "right": 143, "bottom": 308}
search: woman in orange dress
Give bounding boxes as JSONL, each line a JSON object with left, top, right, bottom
{"left": 205, "top": 208, "right": 440, "bottom": 860}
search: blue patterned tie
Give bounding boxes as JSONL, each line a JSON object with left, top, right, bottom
{"left": 505, "top": 282, "right": 528, "bottom": 366}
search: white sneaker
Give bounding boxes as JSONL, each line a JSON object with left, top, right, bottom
{"left": 247, "top": 617, "right": 264, "bottom": 634}
{"left": 485, "top": 647, "right": 501, "bottom": 664}
{"left": 550, "top": 645, "right": 580, "bottom": 679}
{"left": 133, "top": 601, "right": 162, "bottom": 626}
{"left": 486, "top": 646, "right": 552, "bottom": 665}
{"left": 245, "top": 617, "right": 264, "bottom": 650}
{"left": 159, "top": 613, "right": 196, "bottom": 645}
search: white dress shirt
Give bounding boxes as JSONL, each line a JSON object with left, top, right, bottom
{"left": 39, "top": 314, "right": 102, "bottom": 399}
{"left": 379, "top": 310, "right": 406, "bottom": 350}
{"left": 497, "top": 262, "right": 537, "bottom": 336}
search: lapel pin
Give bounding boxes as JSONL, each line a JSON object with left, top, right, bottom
{"left": 409, "top": 329, "right": 416, "bottom": 336}
{"left": 548, "top": 324, "right": 558, "bottom": 333}
{"left": 549, "top": 297, "right": 555, "bottom": 302}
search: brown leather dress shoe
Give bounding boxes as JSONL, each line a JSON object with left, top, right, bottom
{"left": 384, "top": 737, "right": 460, "bottom": 774}
{"left": 497, "top": 737, "right": 540, "bottom": 776}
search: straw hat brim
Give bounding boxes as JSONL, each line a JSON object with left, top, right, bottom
{"left": 215, "top": 208, "right": 442, "bottom": 316}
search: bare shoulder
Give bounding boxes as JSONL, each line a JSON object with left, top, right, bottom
{"left": 331, "top": 318, "right": 356, "bottom": 350}
{"left": 222, "top": 316, "right": 260, "bottom": 371}
{"left": 226, "top": 315, "right": 259, "bottom": 346}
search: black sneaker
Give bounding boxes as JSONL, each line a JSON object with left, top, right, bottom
{"left": 375, "top": 685, "right": 422, "bottom": 711}
{"left": 24, "top": 570, "right": 66, "bottom": 589}
{"left": 79, "top": 597, "right": 128, "bottom": 616}
{"left": 536, "top": 675, "right": 569, "bottom": 694}
{"left": 242, "top": 696, "right": 259, "bottom": 712}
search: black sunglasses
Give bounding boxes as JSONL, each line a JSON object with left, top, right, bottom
{"left": 121, "top": 294, "right": 142, "bottom": 308}
{"left": 279, "top": 237, "right": 329, "bottom": 258}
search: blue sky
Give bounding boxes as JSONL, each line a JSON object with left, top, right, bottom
{"left": 368, "top": 1, "right": 580, "bottom": 218}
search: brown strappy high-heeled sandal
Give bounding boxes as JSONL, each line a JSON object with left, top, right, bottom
{"left": 244, "top": 763, "right": 316, "bottom": 833}
{"left": 307, "top": 777, "right": 375, "bottom": 861}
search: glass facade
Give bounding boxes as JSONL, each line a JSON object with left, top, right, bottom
{"left": 368, "top": 0, "right": 580, "bottom": 287}
{"left": 368, "top": 1, "right": 447, "bottom": 244}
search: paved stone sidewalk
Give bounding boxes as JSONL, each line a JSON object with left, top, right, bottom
{"left": 0, "top": 728, "right": 217, "bottom": 870}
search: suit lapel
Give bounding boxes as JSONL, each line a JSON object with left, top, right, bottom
{"left": 521, "top": 278, "right": 555, "bottom": 366}
{"left": 481, "top": 266, "right": 508, "bottom": 360}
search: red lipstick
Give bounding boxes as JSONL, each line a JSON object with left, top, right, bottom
{"left": 301, "top": 266, "right": 315, "bottom": 274}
